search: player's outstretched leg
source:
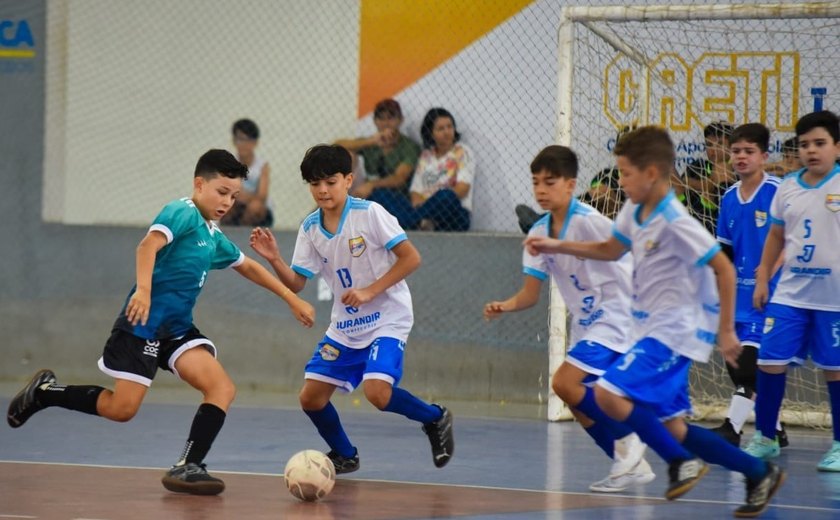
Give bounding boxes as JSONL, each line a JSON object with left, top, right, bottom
{"left": 302, "top": 380, "right": 359, "bottom": 475}
{"left": 7, "top": 369, "right": 56, "bottom": 427}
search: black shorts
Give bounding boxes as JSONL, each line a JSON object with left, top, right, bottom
{"left": 97, "top": 326, "right": 216, "bottom": 387}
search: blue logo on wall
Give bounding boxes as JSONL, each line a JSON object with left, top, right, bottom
{"left": 1, "top": 19, "right": 36, "bottom": 74}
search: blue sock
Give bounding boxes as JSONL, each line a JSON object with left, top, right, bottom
{"left": 755, "top": 371, "right": 786, "bottom": 440}
{"left": 683, "top": 424, "right": 766, "bottom": 480}
{"left": 622, "top": 404, "right": 693, "bottom": 463}
{"left": 584, "top": 422, "right": 614, "bottom": 458}
{"left": 383, "top": 387, "right": 442, "bottom": 424}
{"left": 304, "top": 402, "right": 355, "bottom": 457}
{"left": 575, "top": 386, "right": 634, "bottom": 439}
{"left": 828, "top": 381, "right": 840, "bottom": 442}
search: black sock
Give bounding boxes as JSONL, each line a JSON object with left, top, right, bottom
{"left": 37, "top": 384, "right": 104, "bottom": 416}
{"left": 178, "top": 403, "right": 226, "bottom": 465}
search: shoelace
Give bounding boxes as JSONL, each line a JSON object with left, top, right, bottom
{"left": 746, "top": 476, "right": 771, "bottom": 506}
{"left": 677, "top": 461, "right": 700, "bottom": 481}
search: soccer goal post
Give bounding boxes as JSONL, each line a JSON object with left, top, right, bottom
{"left": 548, "top": 1, "right": 840, "bottom": 425}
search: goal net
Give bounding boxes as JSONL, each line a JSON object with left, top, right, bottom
{"left": 549, "top": 2, "right": 840, "bottom": 426}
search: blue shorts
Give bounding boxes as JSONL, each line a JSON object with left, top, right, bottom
{"left": 597, "top": 337, "right": 693, "bottom": 420}
{"left": 567, "top": 340, "right": 624, "bottom": 386}
{"left": 736, "top": 320, "right": 763, "bottom": 348}
{"left": 759, "top": 303, "right": 840, "bottom": 370}
{"left": 304, "top": 335, "right": 405, "bottom": 392}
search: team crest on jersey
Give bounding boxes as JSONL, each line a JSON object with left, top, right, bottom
{"left": 320, "top": 344, "right": 340, "bottom": 361}
{"left": 825, "top": 194, "right": 840, "bottom": 212}
{"left": 754, "top": 210, "right": 767, "bottom": 228}
{"left": 644, "top": 240, "right": 659, "bottom": 255}
{"left": 349, "top": 236, "right": 366, "bottom": 257}
{"left": 763, "top": 317, "right": 775, "bottom": 334}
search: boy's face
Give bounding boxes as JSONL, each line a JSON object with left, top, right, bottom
{"left": 309, "top": 173, "right": 353, "bottom": 212}
{"left": 705, "top": 135, "right": 729, "bottom": 163}
{"left": 531, "top": 170, "right": 575, "bottom": 211}
{"left": 233, "top": 130, "right": 257, "bottom": 157}
{"left": 193, "top": 174, "right": 242, "bottom": 220}
{"left": 798, "top": 127, "right": 840, "bottom": 177}
{"left": 729, "top": 139, "right": 768, "bottom": 177}
{"left": 616, "top": 155, "right": 660, "bottom": 204}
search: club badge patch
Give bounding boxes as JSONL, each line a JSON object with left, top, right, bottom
{"left": 825, "top": 194, "right": 840, "bottom": 212}
{"left": 349, "top": 236, "right": 366, "bottom": 257}
{"left": 320, "top": 344, "right": 340, "bottom": 361}
{"left": 763, "top": 317, "right": 774, "bottom": 334}
{"left": 754, "top": 210, "right": 767, "bottom": 227}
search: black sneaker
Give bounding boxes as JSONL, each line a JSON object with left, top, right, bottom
{"left": 327, "top": 449, "right": 360, "bottom": 474}
{"left": 777, "top": 423, "right": 789, "bottom": 448}
{"left": 734, "top": 462, "right": 785, "bottom": 518}
{"left": 665, "top": 458, "right": 709, "bottom": 500}
{"left": 515, "top": 204, "right": 542, "bottom": 234}
{"left": 422, "top": 405, "right": 454, "bottom": 468}
{"left": 161, "top": 462, "right": 225, "bottom": 495}
{"left": 7, "top": 369, "right": 56, "bottom": 428}
{"left": 711, "top": 418, "right": 742, "bottom": 447}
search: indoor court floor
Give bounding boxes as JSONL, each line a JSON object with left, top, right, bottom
{"left": 2, "top": 392, "right": 839, "bottom": 519}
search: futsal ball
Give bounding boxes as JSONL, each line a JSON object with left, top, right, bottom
{"left": 284, "top": 449, "right": 336, "bottom": 502}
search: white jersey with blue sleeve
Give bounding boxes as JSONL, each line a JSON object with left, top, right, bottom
{"left": 291, "top": 197, "right": 413, "bottom": 348}
{"left": 716, "top": 173, "right": 781, "bottom": 324}
{"left": 613, "top": 191, "right": 721, "bottom": 362}
{"left": 522, "top": 199, "right": 634, "bottom": 353}
{"left": 769, "top": 165, "right": 840, "bottom": 311}
{"left": 117, "top": 197, "right": 245, "bottom": 339}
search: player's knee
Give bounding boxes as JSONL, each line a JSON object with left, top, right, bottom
{"left": 299, "top": 388, "right": 328, "bottom": 411}
{"left": 364, "top": 388, "right": 390, "bottom": 410}
{"left": 106, "top": 402, "right": 140, "bottom": 422}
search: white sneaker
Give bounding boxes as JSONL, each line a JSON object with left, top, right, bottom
{"left": 609, "top": 433, "right": 647, "bottom": 477}
{"left": 590, "top": 458, "right": 656, "bottom": 493}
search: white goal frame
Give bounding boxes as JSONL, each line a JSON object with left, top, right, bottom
{"left": 547, "top": 1, "right": 840, "bottom": 422}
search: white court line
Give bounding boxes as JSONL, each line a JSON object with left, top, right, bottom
{"left": 0, "top": 515, "right": 38, "bottom": 519}
{"left": 1, "top": 460, "right": 836, "bottom": 515}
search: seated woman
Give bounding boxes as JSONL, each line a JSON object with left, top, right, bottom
{"left": 221, "top": 118, "right": 273, "bottom": 226}
{"left": 409, "top": 108, "right": 474, "bottom": 231}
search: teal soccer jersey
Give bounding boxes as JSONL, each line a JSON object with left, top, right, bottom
{"left": 116, "top": 197, "right": 244, "bottom": 339}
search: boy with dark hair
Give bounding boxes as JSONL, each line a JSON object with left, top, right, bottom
{"left": 485, "top": 145, "right": 654, "bottom": 493}
{"left": 711, "top": 123, "right": 787, "bottom": 448}
{"left": 746, "top": 111, "right": 840, "bottom": 472}
{"left": 679, "top": 121, "right": 737, "bottom": 232}
{"left": 222, "top": 118, "right": 274, "bottom": 226}
{"left": 525, "top": 127, "right": 784, "bottom": 517}
{"left": 250, "top": 144, "right": 454, "bottom": 474}
{"left": 7, "top": 149, "right": 315, "bottom": 495}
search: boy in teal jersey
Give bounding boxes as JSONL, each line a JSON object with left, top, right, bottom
{"left": 7, "top": 149, "right": 315, "bottom": 495}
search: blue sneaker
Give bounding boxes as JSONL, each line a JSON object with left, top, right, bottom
{"left": 743, "top": 431, "right": 780, "bottom": 460}
{"left": 817, "top": 441, "right": 840, "bottom": 472}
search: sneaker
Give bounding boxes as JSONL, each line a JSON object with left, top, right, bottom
{"left": 7, "top": 369, "right": 56, "bottom": 428}
{"left": 515, "top": 204, "right": 542, "bottom": 234}
{"left": 743, "top": 431, "right": 780, "bottom": 460}
{"left": 327, "top": 449, "right": 360, "bottom": 474}
{"left": 590, "top": 458, "right": 656, "bottom": 492}
{"left": 817, "top": 441, "right": 840, "bottom": 472}
{"left": 161, "top": 462, "right": 225, "bottom": 495}
{"left": 665, "top": 458, "right": 709, "bottom": 500}
{"left": 711, "top": 418, "right": 742, "bottom": 447}
{"left": 422, "top": 405, "right": 454, "bottom": 468}
{"left": 734, "top": 462, "right": 785, "bottom": 518}
{"left": 777, "top": 423, "right": 789, "bottom": 449}
{"left": 609, "top": 433, "right": 647, "bottom": 477}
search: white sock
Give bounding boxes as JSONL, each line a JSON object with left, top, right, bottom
{"left": 776, "top": 418, "right": 783, "bottom": 431}
{"left": 727, "top": 394, "right": 755, "bottom": 433}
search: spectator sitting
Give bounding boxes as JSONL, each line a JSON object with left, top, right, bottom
{"left": 221, "top": 118, "right": 273, "bottom": 226}
{"left": 368, "top": 108, "right": 474, "bottom": 231}
{"left": 334, "top": 98, "right": 421, "bottom": 209}
{"left": 766, "top": 136, "right": 800, "bottom": 176}
{"left": 581, "top": 165, "right": 625, "bottom": 220}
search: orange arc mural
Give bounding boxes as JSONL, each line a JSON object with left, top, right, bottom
{"left": 358, "top": 0, "right": 534, "bottom": 118}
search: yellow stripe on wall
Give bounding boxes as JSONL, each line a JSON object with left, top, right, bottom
{"left": 358, "top": 0, "right": 533, "bottom": 118}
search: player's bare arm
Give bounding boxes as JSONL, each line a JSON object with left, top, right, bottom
{"left": 523, "top": 235, "right": 626, "bottom": 261}
{"left": 234, "top": 257, "right": 315, "bottom": 328}
{"left": 126, "top": 230, "right": 168, "bottom": 326}
{"left": 708, "top": 250, "right": 741, "bottom": 368}
{"left": 483, "top": 275, "right": 541, "bottom": 321}
{"left": 340, "top": 240, "right": 421, "bottom": 308}
{"left": 249, "top": 227, "right": 307, "bottom": 293}
{"left": 753, "top": 223, "right": 785, "bottom": 312}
